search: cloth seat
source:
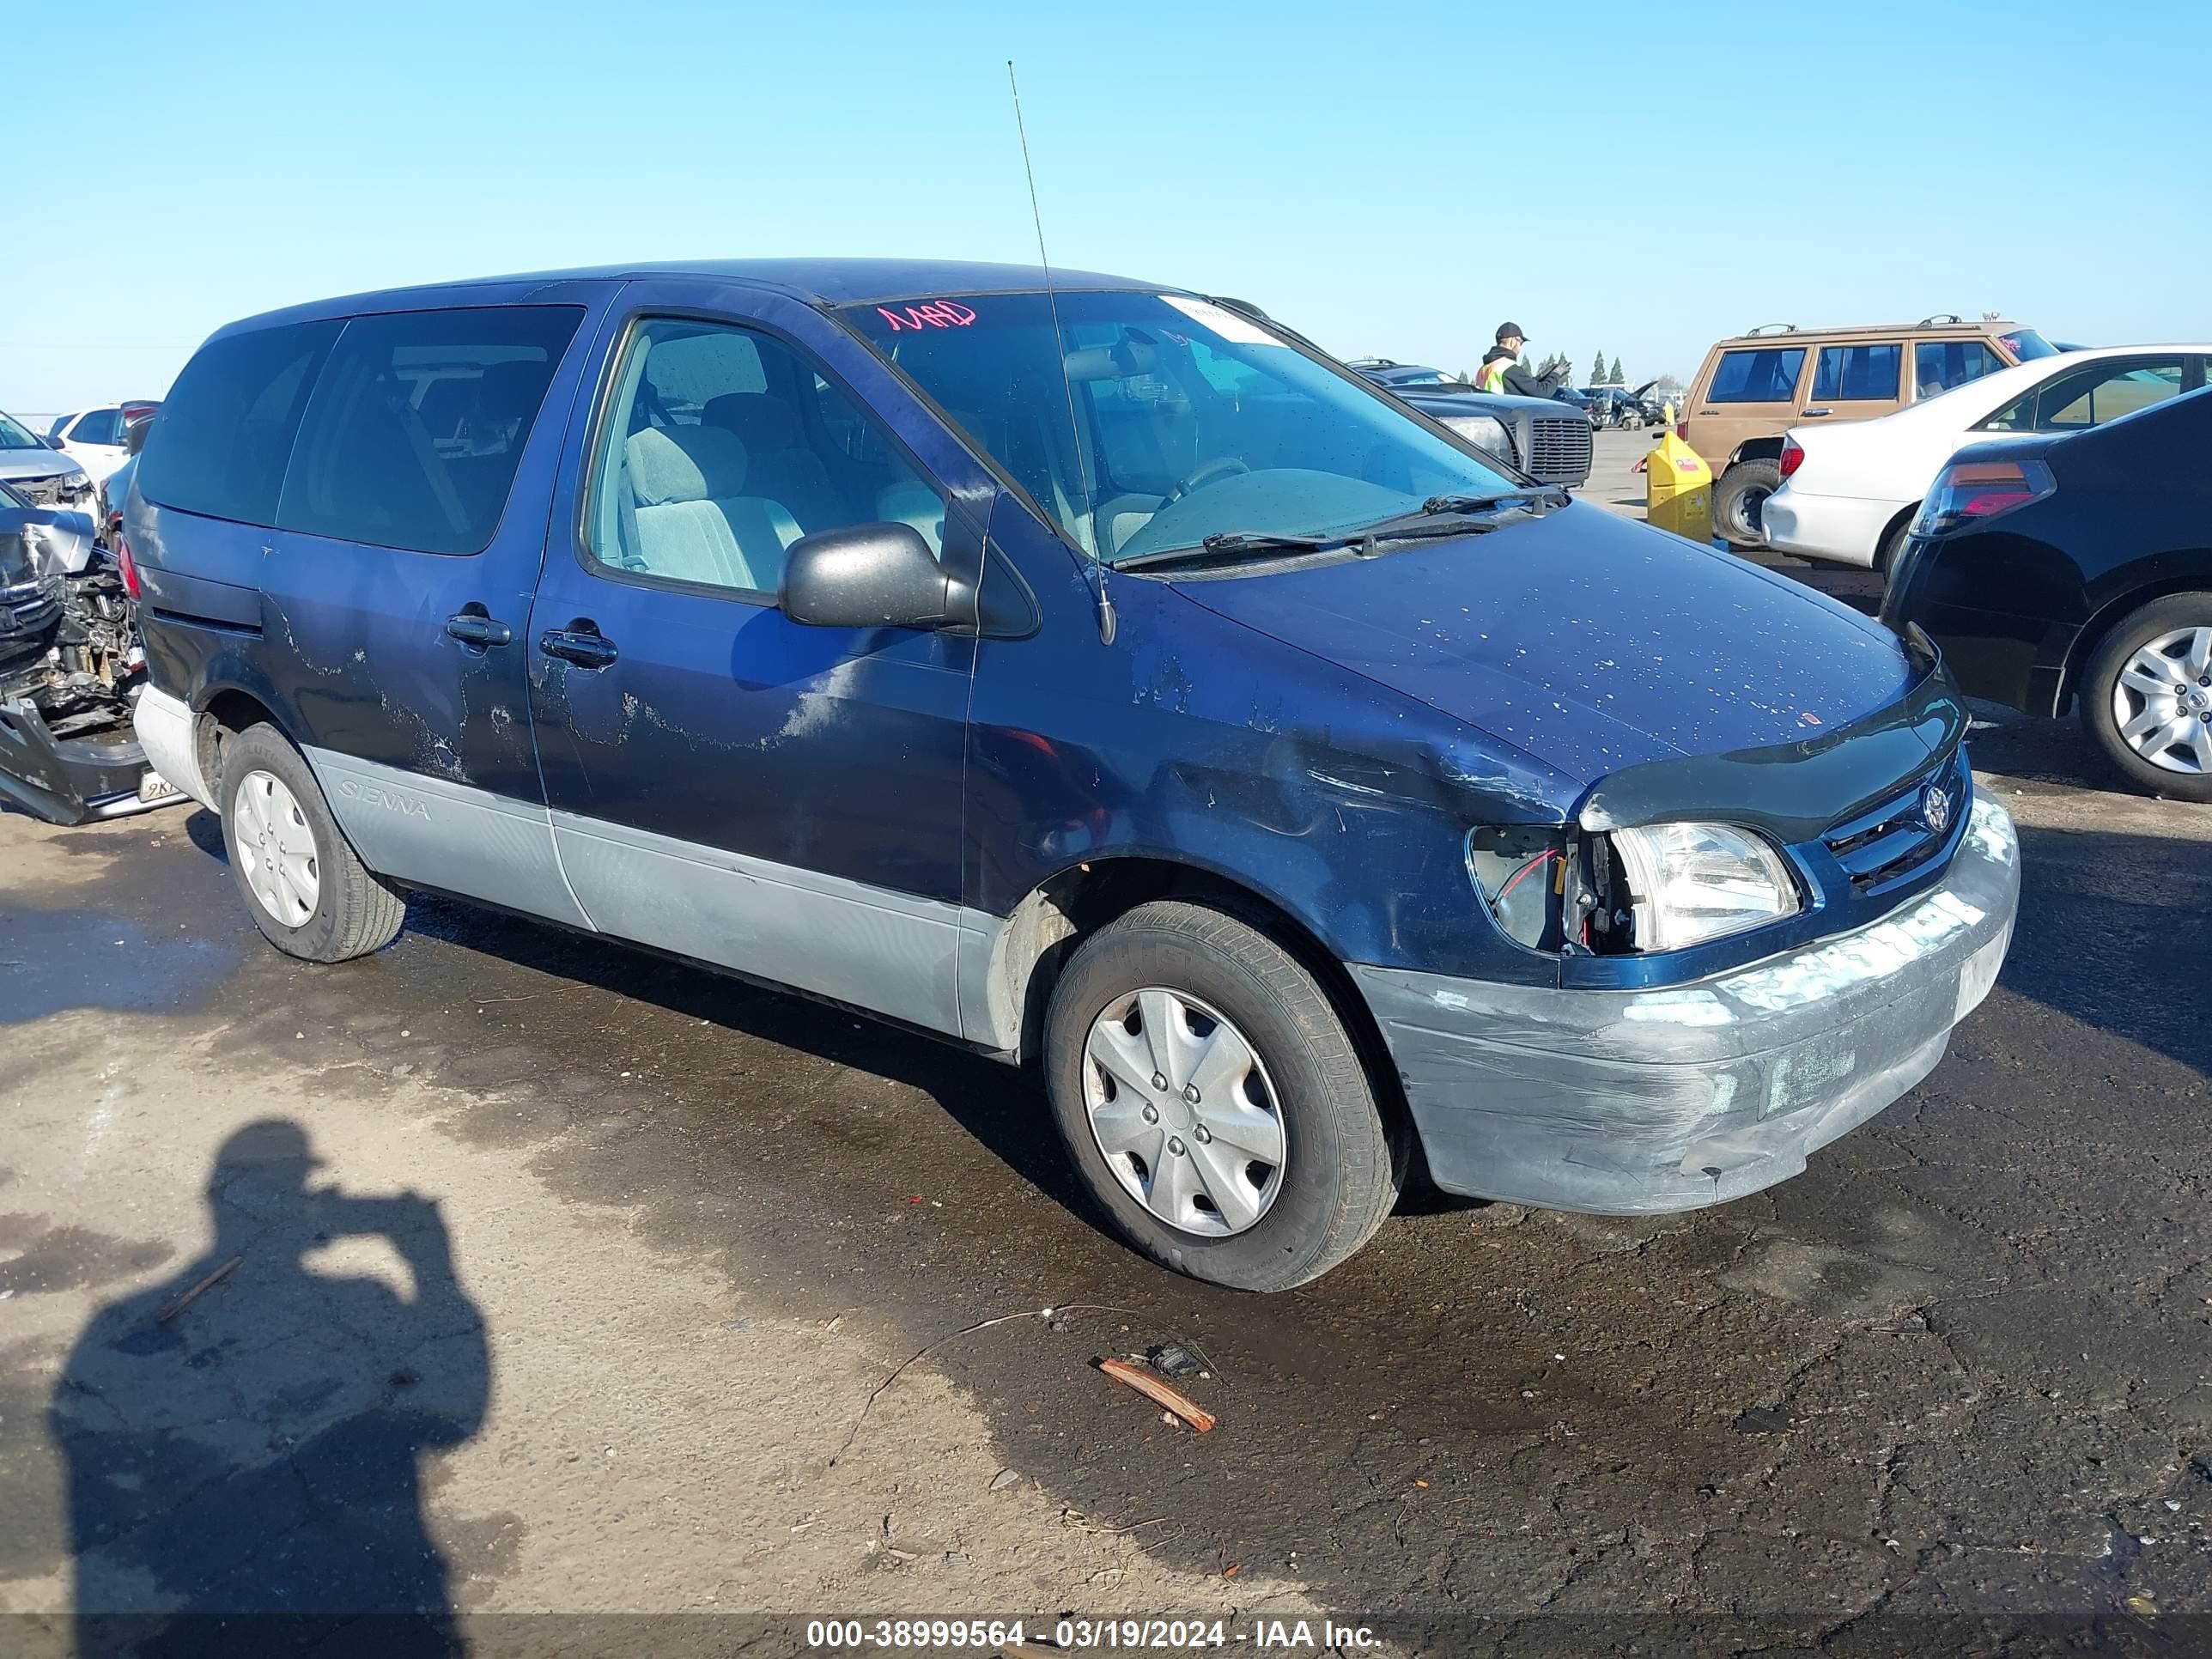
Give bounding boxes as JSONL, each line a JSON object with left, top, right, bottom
{"left": 624, "top": 424, "right": 801, "bottom": 592}
{"left": 874, "top": 480, "right": 945, "bottom": 555}
{"left": 702, "top": 392, "right": 842, "bottom": 532}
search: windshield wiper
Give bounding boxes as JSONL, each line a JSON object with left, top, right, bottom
{"left": 1113, "top": 529, "right": 1352, "bottom": 570}
{"left": 1114, "top": 507, "right": 1547, "bottom": 572}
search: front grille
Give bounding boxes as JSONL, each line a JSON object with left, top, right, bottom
{"left": 1822, "top": 751, "right": 1970, "bottom": 894}
{"left": 1, "top": 575, "right": 62, "bottom": 641}
{"left": 1524, "top": 417, "right": 1593, "bottom": 484}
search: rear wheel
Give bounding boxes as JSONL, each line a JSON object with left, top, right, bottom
{"left": 2080, "top": 593, "right": 2212, "bottom": 801}
{"left": 1043, "top": 901, "right": 1402, "bottom": 1291}
{"left": 1874, "top": 514, "right": 1915, "bottom": 576}
{"left": 1713, "top": 459, "right": 1783, "bottom": 548}
{"left": 219, "top": 724, "right": 406, "bottom": 961}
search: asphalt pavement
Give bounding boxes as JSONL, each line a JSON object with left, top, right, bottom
{"left": 1, "top": 471, "right": 2209, "bottom": 1654}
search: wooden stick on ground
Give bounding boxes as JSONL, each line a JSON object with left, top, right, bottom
{"left": 1097, "top": 1358, "right": 1216, "bottom": 1432}
{"left": 156, "top": 1255, "right": 242, "bottom": 1323}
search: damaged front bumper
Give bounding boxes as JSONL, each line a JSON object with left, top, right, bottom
{"left": 1352, "top": 795, "right": 2020, "bottom": 1214}
{"left": 0, "top": 696, "right": 171, "bottom": 825}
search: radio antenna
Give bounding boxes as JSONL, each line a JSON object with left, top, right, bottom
{"left": 1007, "top": 59, "right": 1115, "bottom": 644}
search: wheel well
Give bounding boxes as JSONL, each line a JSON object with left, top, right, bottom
{"left": 195, "top": 689, "right": 279, "bottom": 808}
{"left": 2059, "top": 575, "right": 2212, "bottom": 714}
{"left": 994, "top": 858, "right": 1408, "bottom": 1125}
{"left": 1875, "top": 504, "right": 1920, "bottom": 573}
{"left": 1727, "top": 438, "right": 1785, "bottom": 470}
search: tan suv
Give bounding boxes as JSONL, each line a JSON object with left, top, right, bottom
{"left": 1682, "top": 315, "right": 2057, "bottom": 546}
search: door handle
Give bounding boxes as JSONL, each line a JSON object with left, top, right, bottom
{"left": 1799, "top": 407, "right": 1833, "bottom": 417}
{"left": 538, "top": 625, "right": 618, "bottom": 669}
{"left": 444, "top": 611, "right": 514, "bottom": 647}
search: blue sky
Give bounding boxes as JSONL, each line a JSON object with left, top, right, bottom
{"left": 6, "top": 0, "right": 2204, "bottom": 413}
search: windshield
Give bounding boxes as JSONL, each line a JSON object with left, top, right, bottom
{"left": 1997, "top": 329, "right": 2057, "bottom": 362}
{"left": 842, "top": 291, "right": 1517, "bottom": 563}
{"left": 0, "top": 411, "right": 45, "bottom": 450}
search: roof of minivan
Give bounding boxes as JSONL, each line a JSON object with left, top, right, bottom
{"left": 216, "top": 258, "right": 1165, "bottom": 336}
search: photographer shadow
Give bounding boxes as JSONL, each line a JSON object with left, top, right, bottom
{"left": 52, "top": 1120, "right": 486, "bottom": 1657}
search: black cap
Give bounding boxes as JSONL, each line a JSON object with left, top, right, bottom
{"left": 1495, "top": 322, "right": 1526, "bottom": 343}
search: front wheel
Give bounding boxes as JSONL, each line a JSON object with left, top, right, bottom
{"left": 2080, "top": 593, "right": 2212, "bottom": 800}
{"left": 1043, "top": 902, "right": 1403, "bottom": 1291}
{"left": 219, "top": 723, "right": 406, "bottom": 961}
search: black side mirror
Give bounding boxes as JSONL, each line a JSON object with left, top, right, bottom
{"left": 125, "top": 418, "right": 152, "bottom": 456}
{"left": 780, "top": 521, "right": 949, "bottom": 629}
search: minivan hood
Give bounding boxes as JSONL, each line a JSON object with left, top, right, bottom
{"left": 1170, "top": 503, "right": 1921, "bottom": 787}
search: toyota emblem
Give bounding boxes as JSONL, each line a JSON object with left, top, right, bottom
{"left": 1921, "top": 783, "right": 1953, "bottom": 835}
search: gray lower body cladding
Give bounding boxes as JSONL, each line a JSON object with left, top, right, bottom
{"left": 1352, "top": 796, "right": 2020, "bottom": 1214}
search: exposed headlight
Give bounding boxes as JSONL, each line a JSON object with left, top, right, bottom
{"left": 1438, "top": 411, "right": 1513, "bottom": 463}
{"left": 1607, "top": 822, "right": 1802, "bottom": 951}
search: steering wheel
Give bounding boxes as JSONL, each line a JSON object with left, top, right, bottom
{"left": 1160, "top": 456, "right": 1250, "bottom": 505}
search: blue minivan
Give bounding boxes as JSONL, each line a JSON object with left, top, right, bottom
{"left": 126, "top": 260, "right": 2019, "bottom": 1291}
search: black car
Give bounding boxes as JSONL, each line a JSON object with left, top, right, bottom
{"left": 1882, "top": 385, "right": 2212, "bottom": 799}
{"left": 1584, "top": 381, "right": 1662, "bottom": 428}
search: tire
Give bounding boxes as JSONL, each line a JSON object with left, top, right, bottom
{"left": 1713, "top": 459, "right": 1783, "bottom": 548}
{"left": 1042, "top": 901, "right": 1403, "bottom": 1291}
{"left": 2078, "top": 592, "right": 2212, "bottom": 801}
{"left": 218, "top": 723, "right": 406, "bottom": 961}
{"left": 1873, "top": 514, "right": 1915, "bottom": 576}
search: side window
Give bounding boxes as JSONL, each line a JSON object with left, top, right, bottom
{"left": 276, "top": 306, "right": 582, "bottom": 556}
{"left": 586, "top": 319, "right": 945, "bottom": 599}
{"left": 1705, "top": 348, "right": 1807, "bottom": 403}
{"left": 1810, "top": 344, "right": 1900, "bottom": 403}
{"left": 70, "top": 409, "right": 121, "bottom": 447}
{"left": 2036, "top": 361, "right": 2184, "bottom": 429}
{"left": 1913, "top": 340, "right": 2005, "bottom": 398}
{"left": 1979, "top": 390, "right": 2037, "bottom": 433}
{"left": 137, "top": 321, "right": 343, "bottom": 526}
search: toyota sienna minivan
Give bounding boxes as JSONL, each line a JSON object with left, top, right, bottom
{"left": 125, "top": 259, "right": 2020, "bottom": 1291}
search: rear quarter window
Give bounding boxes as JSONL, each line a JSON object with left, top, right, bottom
{"left": 1914, "top": 340, "right": 2006, "bottom": 398}
{"left": 1705, "top": 347, "right": 1807, "bottom": 403}
{"left": 137, "top": 321, "right": 343, "bottom": 526}
{"left": 275, "top": 306, "right": 583, "bottom": 556}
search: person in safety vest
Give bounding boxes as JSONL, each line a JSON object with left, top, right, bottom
{"left": 1477, "top": 323, "right": 1550, "bottom": 398}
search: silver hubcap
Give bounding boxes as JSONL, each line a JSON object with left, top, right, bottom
{"left": 2112, "top": 625, "right": 2212, "bottom": 775}
{"left": 234, "top": 769, "right": 320, "bottom": 927}
{"left": 1081, "top": 988, "right": 1286, "bottom": 1238}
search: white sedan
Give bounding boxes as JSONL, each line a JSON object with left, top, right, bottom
{"left": 1764, "top": 345, "right": 2212, "bottom": 569}
{"left": 46, "top": 404, "right": 156, "bottom": 487}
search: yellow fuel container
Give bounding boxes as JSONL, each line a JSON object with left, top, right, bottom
{"left": 1645, "top": 410, "right": 1713, "bottom": 544}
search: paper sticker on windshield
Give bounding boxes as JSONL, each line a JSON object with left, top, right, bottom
{"left": 1160, "top": 295, "right": 1283, "bottom": 348}
{"left": 875, "top": 301, "right": 979, "bottom": 332}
